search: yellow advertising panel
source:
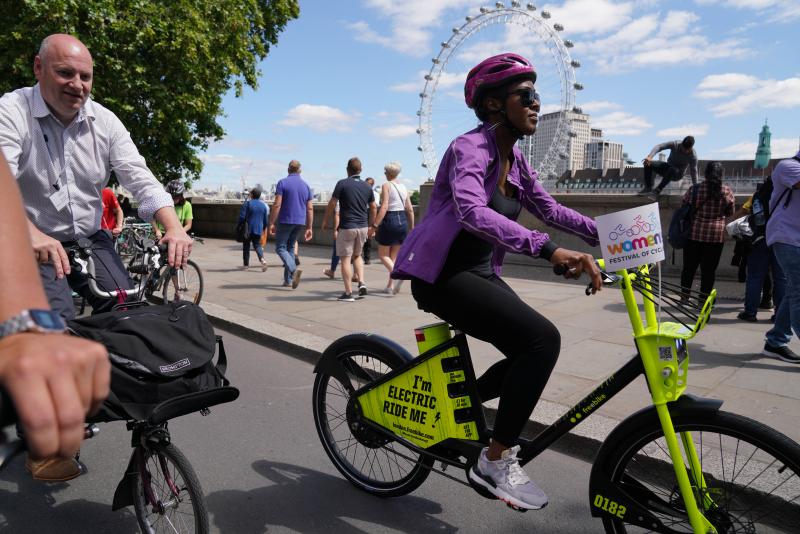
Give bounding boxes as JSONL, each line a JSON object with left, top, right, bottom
{"left": 357, "top": 345, "right": 479, "bottom": 448}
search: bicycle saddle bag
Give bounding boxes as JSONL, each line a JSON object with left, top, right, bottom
{"left": 69, "top": 302, "right": 234, "bottom": 422}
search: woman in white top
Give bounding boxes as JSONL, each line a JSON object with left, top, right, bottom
{"left": 374, "top": 162, "right": 415, "bottom": 293}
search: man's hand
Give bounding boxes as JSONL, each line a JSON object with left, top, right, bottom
{"left": 159, "top": 227, "right": 192, "bottom": 268}
{"left": 642, "top": 156, "right": 653, "bottom": 167}
{"left": 0, "top": 333, "right": 110, "bottom": 459}
{"left": 269, "top": 224, "right": 277, "bottom": 236}
{"left": 111, "top": 225, "right": 123, "bottom": 237}
{"left": 549, "top": 248, "right": 602, "bottom": 294}
{"left": 304, "top": 228, "right": 313, "bottom": 242}
{"left": 28, "top": 224, "right": 70, "bottom": 279}
{"left": 368, "top": 227, "right": 376, "bottom": 239}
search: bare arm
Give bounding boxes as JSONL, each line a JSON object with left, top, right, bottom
{"left": 153, "top": 206, "right": 192, "bottom": 267}
{"left": 0, "top": 152, "right": 109, "bottom": 459}
{"left": 269, "top": 195, "right": 283, "bottom": 235}
{"left": 375, "top": 183, "right": 390, "bottom": 226}
{"left": 304, "top": 200, "right": 314, "bottom": 241}
{"left": 112, "top": 204, "right": 124, "bottom": 236}
{"left": 405, "top": 193, "right": 415, "bottom": 230}
{"left": 321, "top": 197, "right": 337, "bottom": 231}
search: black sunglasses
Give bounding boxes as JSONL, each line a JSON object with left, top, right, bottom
{"left": 507, "top": 88, "right": 540, "bottom": 107}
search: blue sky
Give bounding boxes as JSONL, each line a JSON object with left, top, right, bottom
{"left": 196, "top": 0, "right": 799, "bottom": 194}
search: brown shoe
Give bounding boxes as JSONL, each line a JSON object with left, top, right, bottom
{"left": 25, "top": 454, "right": 84, "bottom": 482}
{"left": 292, "top": 269, "right": 303, "bottom": 289}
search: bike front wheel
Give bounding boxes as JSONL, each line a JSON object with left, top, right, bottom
{"left": 161, "top": 260, "right": 204, "bottom": 305}
{"left": 132, "top": 442, "right": 208, "bottom": 534}
{"left": 313, "top": 340, "right": 433, "bottom": 497}
{"left": 601, "top": 410, "right": 800, "bottom": 533}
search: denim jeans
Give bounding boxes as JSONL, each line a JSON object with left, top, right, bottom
{"left": 275, "top": 223, "right": 304, "bottom": 284}
{"left": 766, "top": 242, "right": 800, "bottom": 347}
{"left": 744, "top": 239, "right": 785, "bottom": 315}
{"left": 242, "top": 233, "right": 264, "bottom": 266}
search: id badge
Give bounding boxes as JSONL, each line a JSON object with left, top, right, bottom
{"left": 50, "top": 186, "right": 69, "bottom": 211}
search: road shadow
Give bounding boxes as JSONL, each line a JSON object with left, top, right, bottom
{"left": 206, "top": 459, "right": 457, "bottom": 534}
{"left": 0, "top": 459, "right": 138, "bottom": 533}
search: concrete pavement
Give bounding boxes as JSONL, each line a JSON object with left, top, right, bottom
{"left": 191, "top": 237, "right": 800, "bottom": 446}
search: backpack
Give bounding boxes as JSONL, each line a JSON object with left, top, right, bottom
{"left": 668, "top": 184, "right": 701, "bottom": 250}
{"left": 68, "top": 302, "right": 233, "bottom": 422}
{"left": 747, "top": 179, "right": 773, "bottom": 241}
{"left": 235, "top": 200, "right": 250, "bottom": 242}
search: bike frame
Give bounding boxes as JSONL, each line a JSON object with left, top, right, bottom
{"left": 354, "top": 262, "right": 718, "bottom": 532}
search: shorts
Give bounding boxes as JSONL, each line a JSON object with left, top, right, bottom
{"left": 336, "top": 227, "right": 368, "bottom": 257}
{"left": 376, "top": 211, "right": 408, "bottom": 246}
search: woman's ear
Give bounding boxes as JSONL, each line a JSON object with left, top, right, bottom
{"left": 484, "top": 95, "right": 503, "bottom": 115}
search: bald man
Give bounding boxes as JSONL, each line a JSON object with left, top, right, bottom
{"left": 0, "top": 34, "right": 193, "bottom": 323}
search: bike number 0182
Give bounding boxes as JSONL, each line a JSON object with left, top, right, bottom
{"left": 593, "top": 493, "right": 627, "bottom": 519}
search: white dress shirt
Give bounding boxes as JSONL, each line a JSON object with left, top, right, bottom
{"left": 0, "top": 84, "right": 172, "bottom": 241}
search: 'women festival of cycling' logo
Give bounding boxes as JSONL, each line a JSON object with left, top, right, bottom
{"left": 595, "top": 203, "right": 665, "bottom": 270}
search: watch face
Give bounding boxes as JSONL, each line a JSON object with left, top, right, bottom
{"left": 29, "top": 309, "right": 66, "bottom": 330}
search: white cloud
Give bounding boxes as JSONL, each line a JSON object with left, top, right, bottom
{"left": 694, "top": 0, "right": 800, "bottom": 21}
{"left": 390, "top": 69, "right": 466, "bottom": 94}
{"left": 712, "top": 137, "right": 800, "bottom": 160}
{"left": 591, "top": 111, "right": 653, "bottom": 136}
{"left": 369, "top": 112, "right": 418, "bottom": 140}
{"left": 583, "top": 10, "right": 750, "bottom": 72}
{"left": 580, "top": 100, "right": 623, "bottom": 113}
{"left": 657, "top": 123, "right": 710, "bottom": 137}
{"left": 198, "top": 153, "right": 288, "bottom": 183}
{"left": 695, "top": 74, "right": 800, "bottom": 117}
{"left": 372, "top": 124, "right": 418, "bottom": 139}
{"left": 543, "top": 0, "right": 635, "bottom": 34}
{"left": 277, "top": 104, "right": 357, "bottom": 132}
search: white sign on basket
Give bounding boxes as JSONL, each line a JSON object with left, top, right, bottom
{"left": 596, "top": 203, "right": 665, "bottom": 271}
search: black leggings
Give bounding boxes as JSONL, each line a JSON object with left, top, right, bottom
{"left": 681, "top": 240, "right": 725, "bottom": 297}
{"left": 411, "top": 271, "right": 560, "bottom": 446}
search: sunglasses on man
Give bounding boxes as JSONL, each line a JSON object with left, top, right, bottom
{"left": 507, "top": 88, "right": 540, "bottom": 108}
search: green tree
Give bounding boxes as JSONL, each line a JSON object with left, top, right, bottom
{"left": 409, "top": 189, "right": 420, "bottom": 206}
{"left": 0, "top": 0, "right": 300, "bottom": 183}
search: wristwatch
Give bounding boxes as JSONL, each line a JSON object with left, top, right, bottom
{"left": 0, "top": 309, "right": 66, "bottom": 339}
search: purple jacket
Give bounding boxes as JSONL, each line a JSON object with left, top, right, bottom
{"left": 392, "top": 123, "right": 599, "bottom": 283}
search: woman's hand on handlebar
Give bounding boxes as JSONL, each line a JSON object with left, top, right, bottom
{"left": 0, "top": 333, "right": 109, "bottom": 459}
{"left": 549, "top": 248, "right": 603, "bottom": 294}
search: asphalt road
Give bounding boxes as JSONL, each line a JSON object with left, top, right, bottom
{"left": 0, "top": 331, "right": 603, "bottom": 533}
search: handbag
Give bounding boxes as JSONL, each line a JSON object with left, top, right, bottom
{"left": 667, "top": 185, "right": 703, "bottom": 250}
{"left": 235, "top": 200, "right": 250, "bottom": 242}
{"left": 725, "top": 215, "right": 753, "bottom": 240}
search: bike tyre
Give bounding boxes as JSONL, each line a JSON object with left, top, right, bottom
{"left": 600, "top": 410, "right": 800, "bottom": 533}
{"left": 132, "top": 442, "right": 209, "bottom": 534}
{"left": 161, "top": 260, "right": 203, "bottom": 305}
{"left": 313, "top": 340, "right": 433, "bottom": 497}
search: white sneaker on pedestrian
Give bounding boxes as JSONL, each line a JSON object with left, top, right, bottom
{"left": 469, "top": 446, "right": 548, "bottom": 510}
{"left": 260, "top": 259, "right": 268, "bottom": 272}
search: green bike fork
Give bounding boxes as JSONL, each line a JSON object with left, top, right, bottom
{"left": 655, "top": 404, "right": 717, "bottom": 533}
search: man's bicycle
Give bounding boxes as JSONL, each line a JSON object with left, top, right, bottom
{"left": 312, "top": 261, "right": 800, "bottom": 532}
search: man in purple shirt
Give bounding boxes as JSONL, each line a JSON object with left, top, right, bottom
{"left": 269, "top": 160, "right": 313, "bottom": 289}
{"left": 762, "top": 151, "right": 800, "bottom": 363}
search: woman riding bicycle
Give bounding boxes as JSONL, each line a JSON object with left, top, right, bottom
{"left": 392, "top": 53, "right": 602, "bottom": 510}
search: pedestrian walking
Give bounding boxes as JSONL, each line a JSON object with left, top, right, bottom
{"left": 269, "top": 160, "right": 313, "bottom": 288}
{"left": 322, "top": 157, "right": 376, "bottom": 301}
{"left": 375, "top": 162, "right": 414, "bottom": 294}
{"left": 762, "top": 150, "right": 800, "bottom": 363}
{"left": 638, "top": 136, "right": 699, "bottom": 196}
{"left": 238, "top": 187, "right": 269, "bottom": 271}
{"left": 680, "top": 161, "right": 735, "bottom": 300}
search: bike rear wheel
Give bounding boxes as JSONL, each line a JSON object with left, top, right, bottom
{"left": 133, "top": 442, "right": 208, "bottom": 534}
{"left": 601, "top": 410, "right": 800, "bottom": 533}
{"left": 161, "top": 260, "right": 203, "bottom": 305}
{"left": 313, "top": 341, "right": 433, "bottom": 497}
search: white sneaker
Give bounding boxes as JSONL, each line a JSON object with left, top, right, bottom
{"left": 260, "top": 259, "right": 268, "bottom": 272}
{"left": 469, "top": 446, "right": 548, "bottom": 510}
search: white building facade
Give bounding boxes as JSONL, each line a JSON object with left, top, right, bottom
{"left": 584, "top": 140, "right": 624, "bottom": 170}
{"left": 519, "top": 110, "right": 591, "bottom": 178}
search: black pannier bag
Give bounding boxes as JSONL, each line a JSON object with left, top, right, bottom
{"left": 69, "top": 302, "right": 233, "bottom": 422}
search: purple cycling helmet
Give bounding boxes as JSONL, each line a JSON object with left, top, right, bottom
{"left": 464, "top": 53, "right": 536, "bottom": 109}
